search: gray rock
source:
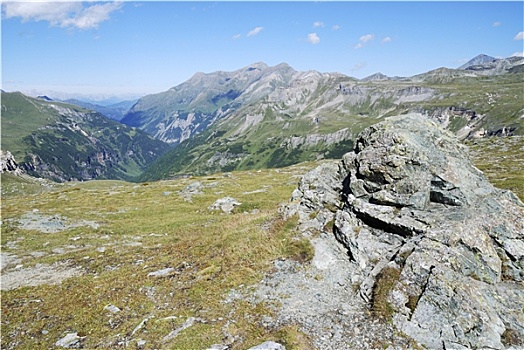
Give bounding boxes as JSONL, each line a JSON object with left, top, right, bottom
{"left": 179, "top": 181, "right": 204, "bottom": 201}
{"left": 147, "top": 267, "right": 174, "bottom": 277}
{"left": 291, "top": 114, "right": 524, "bottom": 349}
{"left": 0, "top": 150, "right": 22, "bottom": 174}
{"left": 55, "top": 332, "right": 83, "bottom": 348}
{"left": 104, "top": 304, "right": 121, "bottom": 313}
{"left": 208, "top": 197, "right": 241, "bottom": 214}
{"left": 247, "top": 340, "right": 286, "bottom": 350}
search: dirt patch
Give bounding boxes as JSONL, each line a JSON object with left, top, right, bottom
{"left": 1, "top": 255, "right": 82, "bottom": 291}
{"left": 13, "top": 211, "right": 99, "bottom": 233}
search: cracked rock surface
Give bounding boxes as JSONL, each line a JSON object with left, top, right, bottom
{"left": 289, "top": 113, "right": 524, "bottom": 349}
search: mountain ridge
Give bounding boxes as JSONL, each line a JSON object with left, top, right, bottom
{"left": 122, "top": 55, "right": 523, "bottom": 180}
{"left": 1, "top": 91, "right": 170, "bottom": 182}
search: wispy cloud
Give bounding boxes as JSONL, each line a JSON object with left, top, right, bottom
{"left": 232, "top": 33, "right": 241, "bottom": 40}
{"left": 307, "top": 33, "right": 320, "bottom": 44}
{"left": 492, "top": 21, "right": 501, "bottom": 27}
{"left": 514, "top": 31, "right": 524, "bottom": 40}
{"left": 2, "top": 1, "right": 122, "bottom": 30}
{"left": 247, "top": 26, "right": 264, "bottom": 37}
{"left": 354, "top": 33, "right": 374, "bottom": 49}
{"left": 332, "top": 24, "right": 340, "bottom": 31}
{"left": 313, "top": 21, "right": 324, "bottom": 28}
{"left": 382, "top": 36, "right": 392, "bottom": 43}
{"left": 351, "top": 62, "right": 367, "bottom": 72}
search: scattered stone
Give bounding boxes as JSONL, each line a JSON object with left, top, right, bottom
{"left": 208, "top": 197, "right": 241, "bottom": 214}
{"left": 162, "top": 317, "right": 204, "bottom": 342}
{"left": 247, "top": 341, "right": 286, "bottom": 350}
{"left": 206, "top": 344, "right": 229, "bottom": 350}
{"left": 55, "top": 332, "right": 83, "bottom": 348}
{"left": 147, "top": 267, "right": 174, "bottom": 277}
{"left": 131, "top": 317, "right": 153, "bottom": 336}
{"left": 179, "top": 181, "right": 204, "bottom": 201}
{"left": 104, "top": 304, "right": 121, "bottom": 314}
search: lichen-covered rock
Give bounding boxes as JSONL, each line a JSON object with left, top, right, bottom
{"left": 292, "top": 113, "right": 524, "bottom": 349}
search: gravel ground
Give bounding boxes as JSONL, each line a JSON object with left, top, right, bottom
{"left": 249, "top": 233, "right": 417, "bottom": 350}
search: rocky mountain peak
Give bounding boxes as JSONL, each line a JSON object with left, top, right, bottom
{"left": 459, "top": 54, "right": 496, "bottom": 69}
{"left": 287, "top": 113, "right": 524, "bottom": 349}
{"left": 361, "top": 72, "right": 390, "bottom": 81}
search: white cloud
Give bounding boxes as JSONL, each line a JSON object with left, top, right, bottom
{"left": 307, "top": 33, "right": 320, "bottom": 44}
{"left": 511, "top": 51, "right": 524, "bottom": 57}
{"left": 382, "top": 36, "right": 392, "bottom": 43}
{"left": 332, "top": 24, "right": 340, "bottom": 31}
{"left": 351, "top": 62, "right": 367, "bottom": 72}
{"left": 355, "top": 33, "right": 374, "bottom": 49}
{"left": 232, "top": 33, "right": 241, "bottom": 40}
{"left": 492, "top": 21, "right": 501, "bottom": 27}
{"left": 514, "top": 31, "right": 524, "bottom": 40}
{"left": 247, "top": 26, "right": 264, "bottom": 37}
{"left": 2, "top": 1, "right": 122, "bottom": 30}
{"left": 313, "top": 21, "right": 324, "bottom": 28}
{"left": 61, "top": 3, "right": 123, "bottom": 30}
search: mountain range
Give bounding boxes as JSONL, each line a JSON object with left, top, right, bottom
{"left": 1, "top": 91, "right": 170, "bottom": 182}
{"left": 2, "top": 54, "right": 523, "bottom": 182}
{"left": 122, "top": 55, "right": 523, "bottom": 180}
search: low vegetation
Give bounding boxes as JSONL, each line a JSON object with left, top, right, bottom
{"left": 1, "top": 164, "right": 317, "bottom": 349}
{"left": 467, "top": 136, "right": 524, "bottom": 201}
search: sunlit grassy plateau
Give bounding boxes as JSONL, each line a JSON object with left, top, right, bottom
{"left": 1, "top": 163, "right": 317, "bottom": 349}
{"left": 1, "top": 136, "right": 523, "bottom": 349}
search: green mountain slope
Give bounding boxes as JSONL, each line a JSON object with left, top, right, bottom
{"left": 1, "top": 91, "right": 171, "bottom": 182}
{"left": 136, "top": 59, "right": 523, "bottom": 181}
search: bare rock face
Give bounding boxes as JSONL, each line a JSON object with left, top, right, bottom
{"left": 292, "top": 114, "right": 524, "bottom": 349}
{"left": 0, "top": 150, "right": 22, "bottom": 175}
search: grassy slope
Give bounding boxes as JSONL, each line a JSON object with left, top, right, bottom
{"left": 1, "top": 163, "right": 318, "bottom": 349}
{"left": 1, "top": 92, "right": 170, "bottom": 181}
{"left": 466, "top": 136, "right": 524, "bottom": 200}
{"left": 139, "top": 72, "right": 523, "bottom": 181}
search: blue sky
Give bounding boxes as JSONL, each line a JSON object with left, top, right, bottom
{"left": 2, "top": 1, "right": 523, "bottom": 99}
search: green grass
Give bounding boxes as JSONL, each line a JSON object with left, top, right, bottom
{"left": 1, "top": 163, "right": 318, "bottom": 349}
{"left": 467, "top": 136, "right": 524, "bottom": 201}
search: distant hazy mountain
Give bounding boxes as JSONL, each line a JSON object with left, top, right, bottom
{"left": 1, "top": 91, "right": 170, "bottom": 182}
{"left": 361, "top": 72, "right": 391, "bottom": 81}
{"left": 124, "top": 55, "right": 523, "bottom": 180}
{"left": 458, "top": 54, "right": 496, "bottom": 69}
{"left": 63, "top": 98, "right": 137, "bottom": 121}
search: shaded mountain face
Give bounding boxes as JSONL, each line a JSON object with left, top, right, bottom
{"left": 126, "top": 57, "right": 523, "bottom": 180}
{"left": 1, "top": 91, "right": 170, "bottom": 182}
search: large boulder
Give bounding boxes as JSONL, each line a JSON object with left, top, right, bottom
{"left": 292, "top": 113, "right": 524, "bottom": 349}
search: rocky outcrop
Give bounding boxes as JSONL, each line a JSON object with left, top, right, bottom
{"left": 0, "top": 150, "right": 22, "bottom": 175}
{"left": 288, "top": 113, "right": 524, "bottom": 349}
{"left": 281, "top": 128, "right": 352, "bottom": 150}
